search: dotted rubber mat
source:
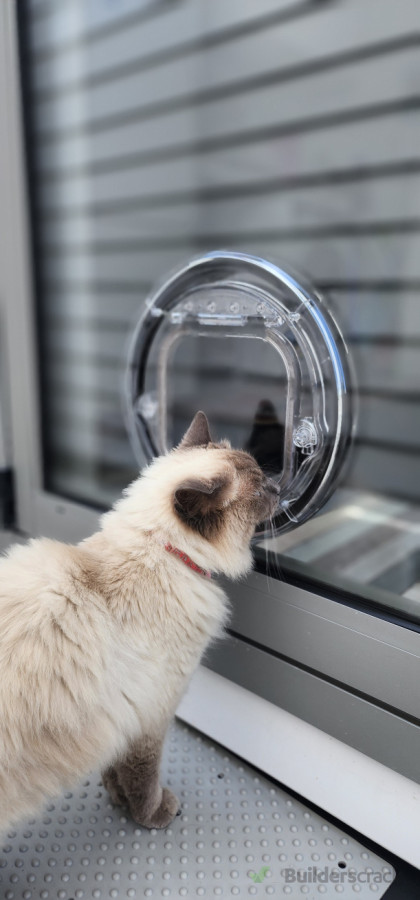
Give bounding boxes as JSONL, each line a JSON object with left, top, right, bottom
{"left": 0, "top": 719, "right": 395, "bottom": 898}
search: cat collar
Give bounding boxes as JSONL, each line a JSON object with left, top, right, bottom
{"left": 164, "top": 542, "right": 212, "bottom": 579}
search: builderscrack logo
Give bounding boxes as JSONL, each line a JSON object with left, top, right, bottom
{"left": 246, "top": 863, "right": 395, "bottom": 887}
{"left": 280, "top": 865, "right": 394, "bottom": 885}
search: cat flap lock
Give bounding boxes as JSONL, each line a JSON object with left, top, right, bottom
{"left": 124, "top": 251, "right": 355, "bottom": 541}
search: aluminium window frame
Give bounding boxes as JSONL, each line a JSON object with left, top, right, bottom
{"left": 0, "top": 0, "right": 419, "bottom": 866}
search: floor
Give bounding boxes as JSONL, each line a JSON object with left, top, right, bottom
{"left": 0, "top": 719, "right": 394, "bottom": 899}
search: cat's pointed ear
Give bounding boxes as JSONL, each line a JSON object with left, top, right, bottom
{"left": 174, "top": 470, "right": 236, "bottom": 532}
{"left": 179, "top": 411, "right": 212, "bottom": 450}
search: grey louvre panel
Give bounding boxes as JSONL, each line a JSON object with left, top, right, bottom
{"left": 38, "top": 173, "right": 420, "bottom": 243}
{"left": 30, "top": 18, "right": 419, "bottom": 138}
{"left": 40, "top": 236, "right": 420, "bottom": 282}
{"left": 21, "top": 0, "right": 420, "bottom": 513}
{"left": 35, "top": 112, "right": 420, "bottom": 190}
{"left": 28, "top": 0, "right": 304, "bottom": 67}
{"left": 31, "top": 47, "right": 420, "bottom": 156}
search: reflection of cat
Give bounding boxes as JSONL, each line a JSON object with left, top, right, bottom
{"left": 245, "top": 399, "right": 285, "bottom": 473}
{"left": 0, "top": 412, "right": 279, "bottom": 834}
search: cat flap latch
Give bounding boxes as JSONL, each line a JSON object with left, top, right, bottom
{"left": 125, "top": 251, "right": 355, "bottom": 540}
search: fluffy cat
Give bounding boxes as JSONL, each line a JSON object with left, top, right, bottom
{"left": 0, "top": 412, "right": 279, "bottom": 834}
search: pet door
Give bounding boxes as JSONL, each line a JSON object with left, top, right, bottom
{"left": 125, "top": 251, "right": 355, "bottom": 540}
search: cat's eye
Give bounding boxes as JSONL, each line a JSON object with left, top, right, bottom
{"left": 125, "top": 252, "right": 355, "bottom": 540}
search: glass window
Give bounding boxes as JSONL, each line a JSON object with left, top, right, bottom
{"left": 19, "top": 0, "right": 420, "bottom": 618}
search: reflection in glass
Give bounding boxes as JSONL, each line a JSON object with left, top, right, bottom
{"left": 21, "top": 0, "right": 420, "bottom": 617}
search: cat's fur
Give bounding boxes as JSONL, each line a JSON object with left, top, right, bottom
{"left": 0, "top": 412, "right": 279, "bottom": 833}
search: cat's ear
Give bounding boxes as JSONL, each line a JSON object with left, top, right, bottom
{"left": 174, "top": 470, "right": 236, "bottom": 527}
{"left": 178, "top": 411, "right": 212, "bottom": 450}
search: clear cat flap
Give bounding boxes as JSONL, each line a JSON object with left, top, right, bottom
{"left": 125, "top": 251, "right": 355, "bottom": 540}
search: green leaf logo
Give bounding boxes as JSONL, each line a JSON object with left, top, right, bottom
{"left": 249, "top": 866, "right": 270, "bottom": 883}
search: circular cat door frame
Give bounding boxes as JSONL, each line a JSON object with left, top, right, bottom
{"left": 125, "top": 251, "right": 355, "bottom": 539}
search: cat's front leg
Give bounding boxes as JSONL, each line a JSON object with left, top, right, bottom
{"left": 102, "top": 733, "right": 180, "bottom": 829}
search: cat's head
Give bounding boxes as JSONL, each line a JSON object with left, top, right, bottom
{"left": 107, "top": 412, "right": 279, "bottom": 578}
{"left": 172, "top": 411, "right": 280, "bottom": 544}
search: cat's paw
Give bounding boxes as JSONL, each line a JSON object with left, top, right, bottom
{"left": 130, "top": 787, "right": 180, "bottom": 830}
{"left": 101, "top": 766, "right": 127, "bottom": 807}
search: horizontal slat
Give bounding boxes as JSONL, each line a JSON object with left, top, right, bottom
{"left": 39, "top": 174, "right": 420, "bottom": 245}
{"left": 44, "top": 372, "right": 270, "bottom": 431}
{"left": 28, "top": 0, "right": 152, "bottom": 25}
{"left": 43, "top": 320, "right": 128, "bottom": 360}
{"left": 47, "top": 400, "right": 251, "bottom": 454}
{"left": 45, "top": 357, "right": 121, "bottom": 394}
{"left": 45, "top": 378, "right": 282, "bottom": 449}
{"left": 357, "top": 397, "right": 420, "bottom": 449}
{"left": 41, "top": 247, "right": 194, "bottom": 285}
{"left": 43, "top": 353, "right": 420, "bottom": 499}
{"left": 42, "top": 288, "right": 420, "bottom": 348}
{"left": 49, "top": 418, "right": 135, "bottom": 468}
{"left": 45, "top": 345, "right": 275, "bottom": 403}
{"left": 31, "top": 4, "right": 420, "bottom": 138}
{"left": 43, "top": 311, "right": 420, "bottom": 406}
{"left": 47, "top": 461, "right": 130, "bottom": 508}
{"left": 32, "top": 45, "right": 419, "bottom": 157}
{"left": 45, "top": 390, "right": 420, "bottom": 461}
{"left": 43, "top": 382, "right": 420, "bottom": 478}
{"left": 43, "top": 308, "right": 420, "bottom": 401}
{"left": 43, "top": 376, "right": 120, "bottom": 407}
{"left": 35, "top": 113, "right": 420, "bottom": 212}
{"left": 48, "top": 388, "right": 121, "bottom": 427}
{"left": 28, "top": 0, "right": 303, "bottom": 72}
{"left": 41, "top": 294, "right": 149, "bottom": 342}
{"left": 40, "top": 222, "right": 420, "bottom": 250}
{"left": 330, "top": 291, "right": 420, "bottom": 340}
{"left": 48, "top": 399, "right": 280, "bottom": 468}
{"left": 28, "top": 0, "right": 419, "bottom": 126}
{"left": 248, "top": 235, "right": 420, "bottom": 284}
{"left": 351, "top": 344, "right": 420, "bottom": 394}
{"left": 27, "top": 0, "right": 191, "bottom": 55}
{"left": 44, "top": 429, "right": 420, "bottom": 508}
{"left": 348, "top": 446, "right": 420, "bottom": 502}
{"left": 40, "top": 234, "right": 420, "bottom": 284}
{"left": 44, "top": 310, "right": 134, "bottom": 333}
{"left": 42, "top": 278, "right": 151, "bottom": 295}
{"left": 45, "top": 330, "right": 288, "bottom": 381}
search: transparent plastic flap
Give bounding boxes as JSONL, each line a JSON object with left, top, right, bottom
{"left": 125, "top": 251, "right": 355, "bottom": 539}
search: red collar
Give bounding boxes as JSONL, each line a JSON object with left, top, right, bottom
{"left": 164, "top": 542, "right": 212, "bottom": 580}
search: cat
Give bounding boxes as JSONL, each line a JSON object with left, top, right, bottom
{"left": 0, "top": 411, "right": 279, "bottom": 834}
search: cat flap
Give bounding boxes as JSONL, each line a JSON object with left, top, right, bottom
{"left": 124, "top": 251, "right": 355, "bottom": 540}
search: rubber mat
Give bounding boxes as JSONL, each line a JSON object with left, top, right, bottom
{"left": 0, "top": 718, "right": 395, "bottom": 898}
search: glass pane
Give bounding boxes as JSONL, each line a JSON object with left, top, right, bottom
{"left": 20, "top": 0, "right": 420, "bottom": 618}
